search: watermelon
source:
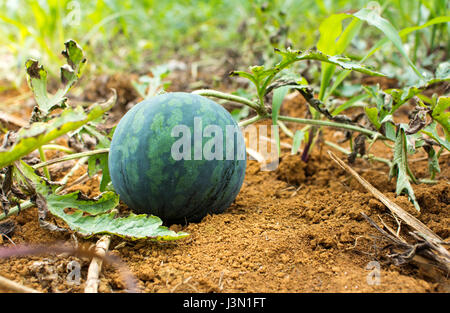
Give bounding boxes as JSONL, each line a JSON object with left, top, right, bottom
{"left": 108, "top": 92, "right": 246, "bottom": 224}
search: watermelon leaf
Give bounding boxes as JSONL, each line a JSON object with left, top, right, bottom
{"left": 431, "top": 96, "right": 450, "bottom": 141}
{"left": 46, "top": 191, "right": 119, "bottom": 216}
{"left": 421, "top": 122, "right": 450, "bottom": 152}
{"left": 389, "top": 127, "right": 420, "bottom": 211}
{"left": 26, "top": 40, "right": 86, "bottom": 120}
{"left": 46, "top": 210, "right": 189, "bottom": 240}
{"left": 13, "top": 160, "right": 188, "bottom": 241}
{"left": 0, "top": 94, "right": 116, "bottom": 168}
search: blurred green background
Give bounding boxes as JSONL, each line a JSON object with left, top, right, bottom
{"left": 0, "top": 0, "right": 448, "bottom": 87}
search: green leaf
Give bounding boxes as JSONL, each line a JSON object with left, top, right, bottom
{"left": 88, "top": 153, "right": 111, "bottom": 192}
{"left": 390, "top": 127, "right": 420, "bottom": 211}
{"left": 317, "top": 13, "right": 350, "bottom": 55}
{"left": 363, "top": 16, "right": 450, "bottom": 64}
{"left": 291, "top": 130, "right": 307, "bottom": 155}
{"left": 82, "top": 124, "right": 113, "bottom": 192}
{"left": 0, "top": 94, "right": 116, "bottom": 168}
{"left": 354, "top": 7, "right": 423, "bottom": 79}
{"left": 48, "top": 209, "right": 188, "bottom": 240}
{"left": 431, "top": 96, "right": 450, "bottom": 140}
{"left": 47, "top": 191, "right": 119, "bottom": 216}
{"left": 15, "top": 161, "right": 188, "bottom": 240}
{"left": 385, "top": 86, "right": 423, "bottom": 113}
{"left": 364, "top": 107, "right": 381, "bottom": 130}
{"left": 276, "top": 49, "right": 385, "bottom": 77}
{"left": 317, "top": 14, "right": 362, "bottom": 100}
{"left": 424, "top": 147, "right": 440, "bottom": 180}
{"left": 25, "top": 40, "right": 86, "bottom": 118}
{"left": 421, "top": 122, "right": 450, "bottom": 151}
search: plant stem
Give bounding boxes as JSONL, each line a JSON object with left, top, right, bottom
{"left": 278, "top": 120, "right": 294, "bottom": 138}
{"left": 0, "top": 200, "right": 34, "bottom": 221}
{"left": 33, "top": 148, "right": 109, "bottom": 169}
{"left": 192, "top": 89, "right": 261, "bottom": 113}
{"left": 38, "top": 146, "right": 51, "bottom": 180}
{"left": 278, "top": 115, "right": 390, "bottom": 141}
{"left": 41, "top": 144, "right": 74, "bottom": 154}
{"left": 238, "top": 115, "right": 266, "bottom": 127}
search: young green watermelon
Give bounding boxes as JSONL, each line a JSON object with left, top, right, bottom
{"left": 108, "top": 92, "right": 246, "bottom": 224}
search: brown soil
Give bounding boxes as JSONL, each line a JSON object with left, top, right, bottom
{"left": 0, "top": 75, "right": 449, "bottom": 294}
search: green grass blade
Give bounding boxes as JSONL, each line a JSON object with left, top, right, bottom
{"left": 354, "top": 8, "right": 425, "bottom": 79}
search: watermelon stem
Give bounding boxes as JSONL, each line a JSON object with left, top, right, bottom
{"left": 193, "top": 89, "right": 392, "bottom": 143}
{"left": 32, "top": 148, "right": 109, "bottom": 169}
{"left": 192, "top": 89, "right": 267, "bottom": 115}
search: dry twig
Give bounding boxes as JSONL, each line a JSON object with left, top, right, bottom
{"left": 0, "top": 274, "right": 41, "bottom": 293}
{"left": 328, "top": 151, "right": 450, "bottom": 273}
{"left": 85, "top": 235, "right": 111, "bottom": 293}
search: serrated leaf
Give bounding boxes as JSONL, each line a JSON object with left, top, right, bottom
{"left": 390, "top": 127, "right": 420, "bottom": 211}
{"left": 275, "top": 49, "right": 385, "bottom": 77}
{"left": 424, "top": 146, "right": 440, "bottom": 180}
{"left": 47, "top": 210, "right": 189, "bottom": 240}
{"left": 47, "top": 191, "right": 119, "bottom": 216}
{"left": 15, "top": 160, "right": 187, "bottom": 240}
{"left": 0, "top": 94, "right": 116, "bottom": 168}
{"left": 25, "top": 40, "right": 87, "bottom": 118}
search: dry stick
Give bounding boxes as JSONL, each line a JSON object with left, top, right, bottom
{"left": 0, "top": 274, "right": 41, "bottom": 293}
{"left": 328, "top": 151, "right": 450, "bottom": 270}
{"left": 0, "top": 243, "right": 140, "bottom": 293}
{"left": 85, "top": 235, "right": 111, "bottom": 293}
{"left": 328, "top": 151, "right": 441, "bottom": 241}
